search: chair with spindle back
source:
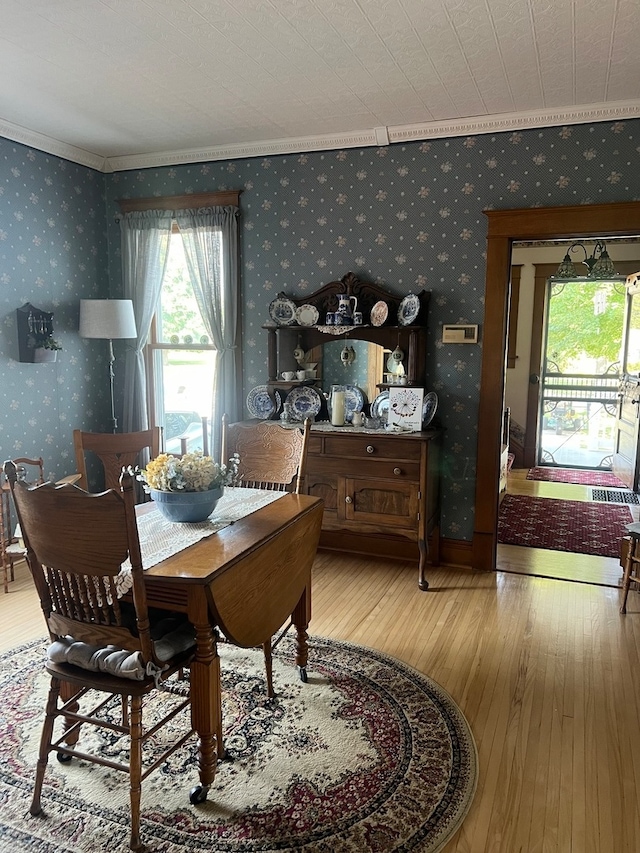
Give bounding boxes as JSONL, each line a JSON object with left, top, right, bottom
{"left": 3, "top": 460, "right": 197, "bottom": 852}
{"left": 219, "top": 415, "right": 311, "bottom": 697}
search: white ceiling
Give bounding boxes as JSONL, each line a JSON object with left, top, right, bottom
{"left": 2, "top": 0, "right": 639, "bottom": 173}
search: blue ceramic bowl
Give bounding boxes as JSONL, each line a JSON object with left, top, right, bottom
{"left": 150, "top": 486, "right": 223, "bottom": 523}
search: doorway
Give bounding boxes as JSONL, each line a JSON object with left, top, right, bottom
{"left": 472, "top": 201, "right": 640, "bottom": 572}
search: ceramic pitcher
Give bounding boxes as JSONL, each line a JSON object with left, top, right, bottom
{"left": 337, "top": 293, "right": 358, "bottom": 322}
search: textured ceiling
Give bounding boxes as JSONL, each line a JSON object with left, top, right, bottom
{"left": 1, "top": 0, "right": 639, "bottom": 172}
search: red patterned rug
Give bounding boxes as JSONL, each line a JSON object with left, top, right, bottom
{"left": 498, "top": 494, "right": 632, "bottom": 557}
{"left": 0, "top": 636, "right": 477, "bottom": 853}
{"left": 527, "top": 467, "right": 627, "bottom": 488}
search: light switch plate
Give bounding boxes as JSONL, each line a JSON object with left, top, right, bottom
{"left": 442, "top": 324, "right": 479, "bottom": 343}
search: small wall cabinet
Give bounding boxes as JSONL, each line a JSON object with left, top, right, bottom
{"left": 16, "top": 303, "right": 58, "bottom": 363}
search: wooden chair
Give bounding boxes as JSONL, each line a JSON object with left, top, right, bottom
{"left": 3, "top": 461, "right": 197, "bottom": 852}
{"left": 220, "top": 415, "right": 310, "bottom": 494}
{"left": 620, "top": 521, "right": 640, "bottom": 613}
{"left": 220, "top": 415, "right": 311, "bottom": 696}
{"left": 73, "top": 428, "right": 161, "bottom": 493}
{"left": 0, "top": 457, "right": 44, "bottom": 593}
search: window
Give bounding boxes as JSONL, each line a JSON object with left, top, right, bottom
{"left": 147, "top": 227, "right": 217, "bottom": 455}
{"left": 117, "top": 190, "right": 240, "bottom": 449}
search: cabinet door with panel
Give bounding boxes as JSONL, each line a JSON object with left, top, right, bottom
{"left": 305, "top": 428, "right": 440, "bottom": 589}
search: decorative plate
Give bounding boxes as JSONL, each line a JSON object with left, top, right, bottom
{"left": 371, "top": 390, "right": 390, "bottom": 424}
{"left": 246, "top": 385, "right": 282, "bottom": 420}
{"left": 370, "top": 300, "right": 388, "bottom": 327}
{"left": 422, "top": 391, "right": 438, "bottom": 428}
{"left": 345, "top": 385, "right": 365, "bottom": 422}
{"left": 397, "top": 293, "right": 421, "bottom": 326}
{"left": 269, "top": 296, "right": 297, "bottom": 326}
{"left": 286, "top": 385, "right": 322, "bottom": 420}
{"left": 328, "top": 385, "right": 365, "bottom": 423}
{"left": 295, "top": 304, "right": 319, "bottom": 326}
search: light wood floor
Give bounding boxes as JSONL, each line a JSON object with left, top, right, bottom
{"left": 498, "top": 469, "right": 637, "bottom": 587}
{"left": 3, "top": 547, "right": 640, "bottom": 853}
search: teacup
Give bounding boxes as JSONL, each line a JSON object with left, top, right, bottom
{"left": 296, "top": 370, "right": 307, "bottom": 380}
{"left": 281, "top": 371, "right": 296, "bottom": 381}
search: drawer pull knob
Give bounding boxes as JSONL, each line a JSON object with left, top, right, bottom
{"left": 366, "top": 445, "right": 375, "bottom": 454}
{"left": 345, "top": 495, "right": 353, "bottom": 504}
{"left": 393, "top": 467, "right": 402, "bottom": 475}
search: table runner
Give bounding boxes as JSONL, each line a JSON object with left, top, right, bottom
{"left": 115, "top": 487, "right": 285, "bottom": 596}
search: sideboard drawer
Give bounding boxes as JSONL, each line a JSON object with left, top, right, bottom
{"left": 307, "top": 454, "right": 420, "bottom": 481}
{"left": 322, "top": 436, "right": 421, "bottom": 460}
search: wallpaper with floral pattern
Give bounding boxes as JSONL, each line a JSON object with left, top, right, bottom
{"left": 2, "top": 118, "right": 639, "bottom": 542}
{"left": 0, "top": 144, "right": 110, "bottom": 484}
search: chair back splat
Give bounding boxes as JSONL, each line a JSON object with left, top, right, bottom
{"left": 220, "top": 415, "right": 311, "bottom": 494}
{"left": 73, "top": 427, "right": 160, "bottom": 493}
{"left": 3, "top": 460, "right": 196, "bottom": 851}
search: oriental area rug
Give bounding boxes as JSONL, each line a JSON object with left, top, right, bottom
{"left": 498, "top": 493, "right": 632, "bottom": 557}
{"left": 526, "top": 466, "right": 627, "bottom": 488}
{"left": 0, "top": 636, "right": 477, "bottom": 853}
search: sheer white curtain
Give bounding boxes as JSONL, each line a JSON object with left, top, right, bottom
{"left": 175, "top": 206, "right": 240, "bottom": 455}
{"left": 118, "top": 210, "right": 174, "bottom": 432}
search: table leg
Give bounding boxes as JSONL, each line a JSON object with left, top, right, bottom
{"left": 292, "top": 582, "right": 310, "bottom": 682}
{"left": 187, "top": 590, "right": 222, "bottom": 803}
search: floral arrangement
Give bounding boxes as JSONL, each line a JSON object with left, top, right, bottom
{"left": 138, "top": 451, "right": 240, "bottom": 493}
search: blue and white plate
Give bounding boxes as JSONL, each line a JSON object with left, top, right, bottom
{"left": 422, "top": 391, "right": 438, "bottom": 428}
{"left": 371, "top": 390, "right": 390, "bottom": 424}
{"left": 246, "top": 385, "right": 282, "bottom": 419}
{"left": 397, "top": 293, "right": 421, "bottom": 326}
{"left": 345, "top": 385, "right": 365, "bottom": 422}
{"left": 285, "top": 385, "right": 322, "bottom": 420}
{"left": 269, "top": 295, "right": 297, "bottom": 326}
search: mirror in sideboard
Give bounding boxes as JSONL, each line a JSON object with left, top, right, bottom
{"left": 308, "top": 340, "right": 387, "bottom": 404}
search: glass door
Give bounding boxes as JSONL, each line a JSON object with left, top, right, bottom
{"left": 538, "top": 277, "right": 626, "bottom": 469}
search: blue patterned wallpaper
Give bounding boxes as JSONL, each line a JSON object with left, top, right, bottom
{"left": 0, "top": 141, "right": 110, "bottom": 483}
{"left": 105, "top": 119, "right": 640, "bottom": 541}
{"left": 1, "top": 119, "right": 639, "bottom": 541}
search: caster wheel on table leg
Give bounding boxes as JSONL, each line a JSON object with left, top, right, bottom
{"left": 189, "top": 784, "right": 209, "bottom": 805}
{"left": 57, "top": 751, "right": 73, "bottom": 763}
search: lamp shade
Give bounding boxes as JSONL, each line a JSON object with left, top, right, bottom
{"left": 79, "top": 299, "right": 137, "bottom": 339}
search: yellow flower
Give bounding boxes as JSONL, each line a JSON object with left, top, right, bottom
{"left": 138, "top": 451, "right": 239, "bottom": 493}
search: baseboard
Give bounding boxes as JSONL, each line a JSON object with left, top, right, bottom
{"left": 317, "top": 532, "right": 474, "bottom": 569}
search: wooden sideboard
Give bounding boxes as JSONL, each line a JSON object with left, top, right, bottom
{"left": 304, "top": 426, "right": 440, "bottom": 590}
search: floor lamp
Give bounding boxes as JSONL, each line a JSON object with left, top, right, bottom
{"left": 79, "top": 299, "right": 137, "bottom": 433}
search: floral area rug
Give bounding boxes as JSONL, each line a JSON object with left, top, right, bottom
{"left": 498, "top": 493, "right": 632, "bottom": 557}
{"left": 0, "top": 636, "right": 477, "bottom": 853}
{"left": 526, "top": 466, "right": 627, "bottom": 488}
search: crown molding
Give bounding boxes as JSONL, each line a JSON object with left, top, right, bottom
{"left": 0, "top": 116, "right": 108, "bottom": 171}
{"left": 105, "top": 128, "right": 380, "bottom": 172}
{"left": 389, "top": 100, "right": 640, "bottom": 144}
{"left": 2, "top": 100, "right": 639, "bottom": 174}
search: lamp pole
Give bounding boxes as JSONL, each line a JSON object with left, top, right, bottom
{"left": 108, "top": 339, "right": 117, "bottom": 432}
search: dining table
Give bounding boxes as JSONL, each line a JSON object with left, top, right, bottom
{"left": 136, "top": 488, "right": 324, "bottom": 803}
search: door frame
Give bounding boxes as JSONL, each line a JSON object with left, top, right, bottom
{"left": 472, "top": 201, "right": 640, "bottom": 571}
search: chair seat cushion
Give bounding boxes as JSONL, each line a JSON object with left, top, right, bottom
{"left": 47, "top": 614, "right": 196, "bottom": 680}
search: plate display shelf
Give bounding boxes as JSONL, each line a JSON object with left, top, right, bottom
{"left": 262, "top": 271, "right": 431, "bottom": 392}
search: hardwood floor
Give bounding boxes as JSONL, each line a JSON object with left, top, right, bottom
{"left": 3, "top": 546, "right": 640, "bottom": 852}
